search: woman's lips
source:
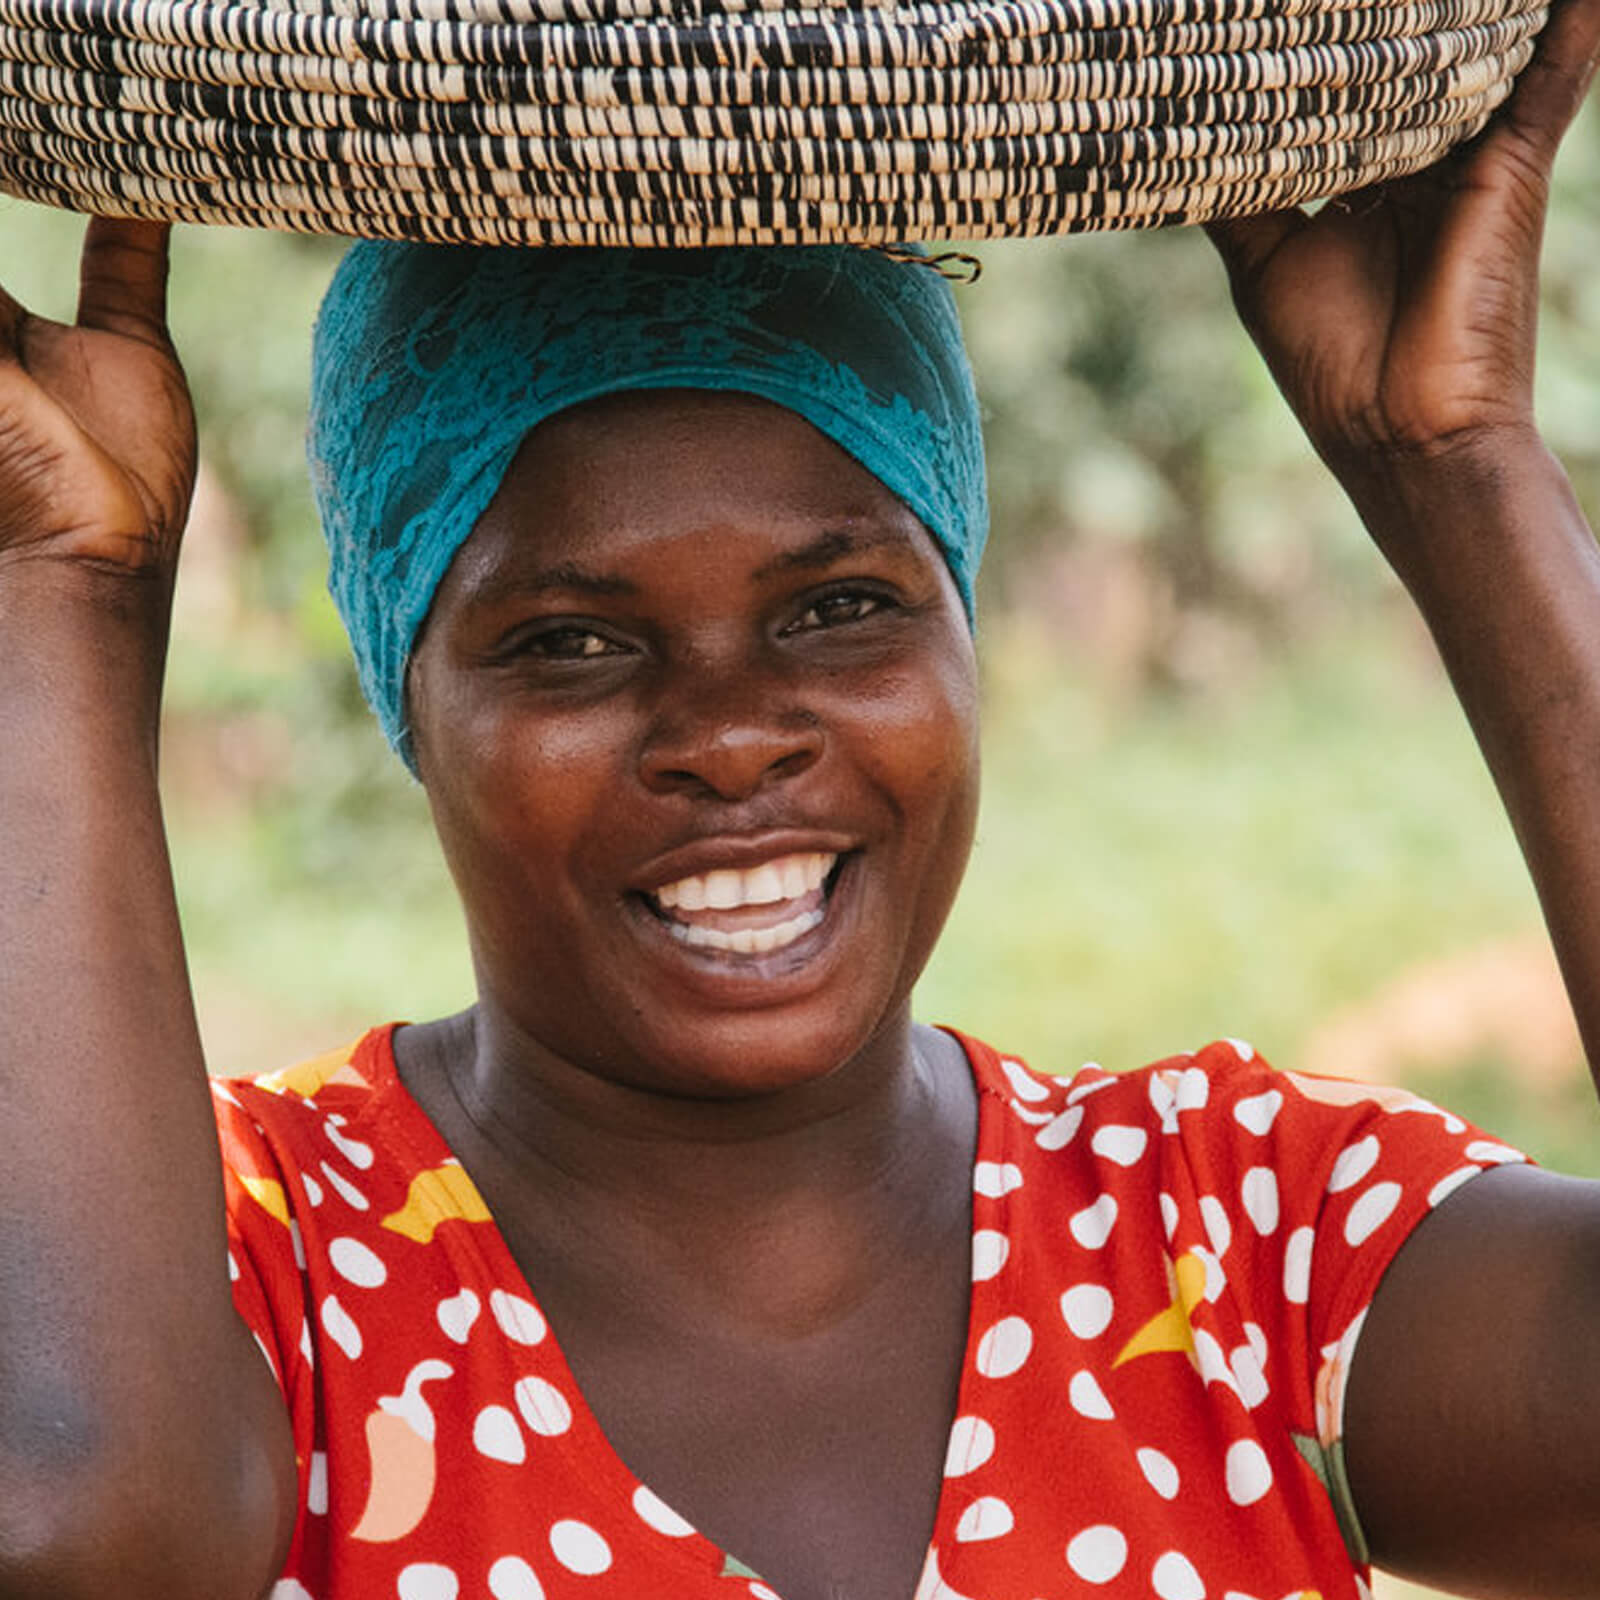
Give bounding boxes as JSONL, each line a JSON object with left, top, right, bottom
{"left": 643, "top": 850, "right": 840, "bottom": 956}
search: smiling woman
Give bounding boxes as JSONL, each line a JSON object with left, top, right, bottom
{"left": 5, "top": 4, "right": 1600, "bottom": 1599}
{"left": 404, "top": 390, "right": 979, "bottom": 1101}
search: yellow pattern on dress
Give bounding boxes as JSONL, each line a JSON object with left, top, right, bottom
{"left": 381, "top": 1162, "right": 492, "bottom": 1243}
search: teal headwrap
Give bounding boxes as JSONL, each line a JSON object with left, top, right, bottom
{"left": 308, "top": 242, "right": 988, "bottom": 767}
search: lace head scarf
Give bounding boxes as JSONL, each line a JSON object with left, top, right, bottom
{"left": 308, "top": 242, "right": 988, "bottom": 769}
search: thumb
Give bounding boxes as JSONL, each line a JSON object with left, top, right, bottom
{"left": 1487, "top": 0, "right": 1600, "bottom": 174}
{"left": 76, "top": 218, "right": 175, "bottom": 348}
{"left": 1203, "top": 207, "right": 1308, "bottom": 306}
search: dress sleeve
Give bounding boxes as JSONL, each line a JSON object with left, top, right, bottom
{"left": 210, "top": 1079, "right": 320, "bottom": 1502}
{"left": 1154, "top": 1039, "right": 1527, "bottom": 1560}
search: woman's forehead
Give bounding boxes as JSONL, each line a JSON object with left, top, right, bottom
{"left": 449, "top": 389, "right": 945, "bottom": 593}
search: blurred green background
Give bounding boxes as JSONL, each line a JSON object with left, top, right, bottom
{"left": 5, "top": 92, "right": 1599, "bottom": 1600}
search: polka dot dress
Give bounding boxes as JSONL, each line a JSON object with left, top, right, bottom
{"left": 214, "top": 1027, "right": 1524, "bottom": 1600}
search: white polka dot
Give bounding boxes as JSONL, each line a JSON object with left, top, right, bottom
{"left": 973, "top": 1161, "right": 1024, "bottom": 1198}
{"left": 301, "top": 1172, "right": 324, "bottom": 1207}
{"left": 1067, "top": 1071, "right": 1116, "bottom": 1104}
{"left": 437, "top": 1288, "right": 481, "bottom": 1344}
{"left": 307, "top": 1451, "right": 329, "bottom": 1515}
{"left": 1225, "top": 1439, "right": 1274, "bottom": 1505}
{"left": 1034, "top": 1105, "right": 1084, "bottom": 1151}
{"left": 1070, "top": 1194, "right": 1119, "bottom": 1250}
{"left": 1465, "top": 1139, "right": 1523, "bottom": 1165}
{"left": 1060, "top": 1283, "right": 1115, "bottom": 1339}
{"left": 514, "top": 1376, "right": 573, "bottom": 1437}
{"left": 944, "top": 1415, "right": 996, "bottom": 1476}
{"left": 474, "top": 1406, "right": 526, "bottom": 1464}
{"left": 975, "top": 1315, "right": 1033, "bottom": 1378}
{"left": 632, "top": 1485, "right": 696, "bottom": 1538}
{"left": 270, "top": 1583, "right": 316, "bottom": 1600}
{"left": 488, "top": 1557, "right": 544, "bottom": 1600}
{"left": 1159, "top": 1192, "right": 1179, "bottom": 1238}
{"left": 319, "top": 1294, "right": 362, "bottom": 1360}
{"left": 319, "top": 1160, "right": 369, "bottom": 1211}
{"left": 329, "top": 1236, "right": 387, "bottom": 1289}
{"left": 972, "top": 1229, "right": 1010, "bottom": 1282}
{"left": 955, "top": 1496, "right": 1014, "bottom": 1543}
{"left": 748, "top": 1587, "right": 782, "bottom": 1600}
{"left": 398, "top": 1565, "right": 459, "bottom": 1600}
{"left": 1345, "top": 1181, "right": 1403, "bottom": 1246}
{"left": 490, "top": 1289, "right": 547, "bottom": 1346}
{"left": 1175, "top": 1068, "right": 1210, "bottom": 1111}
{"left": 1283, "top": 1226, "right": 1314, "bottom": 1304}
{"left": 1091, "top": 1125, "right": 1148, "bottom": 1166}
{"left": 1240, "top": 1168, "right": 1280, "bottom": 1236}
{"left": 1244, "top": 1322, "right": 1268, "bottom": 1366}
{"left": 1137, "top": 1447, "right": 1180, "bottom": 1500}
{"left": 1234, "top": 1088, "right": 1282, "bottom": 1136}
{"left": 228, "top": 1250, "right": 240, "bottom": 1283}
{"left": 1069, "top": 1370, "right": 1115, "bottom": 1420}
{"left": 1194, "top": 1245, "right": 1227, "bottom": 1302}
{"left": 1193, "top": 1329, "right": 1234, "bottom": 1392}
{"left": 324, "top": 1119, "right": 375, "bottom": 1170}
{"left": 549, "top": 1520, "right": 611, "bottom": 1575}
{"left": 1007, "top": 1102, "right": 1056, "bottom": 1127}
{"left": 1150, "top": 1073, "right": 1179, "bottom": 1127}
{"left": 1225, "top": 1037, "right": 1256, "bottom": 1062}
{"left": 1328, "top": 1135, "right": 1380, "bottom": 1193}
{"left": 1000, "top": 1057, "right": 1051, "bottom": 1102}
{"left": 1230, "top": 1346, "right": 1270, "bottom": 1413}
{"left": 1200, "top": 1196, "right": 1232, "bottom": 1259}
{"left": 1428, "top": 1165, "right": 1483, "bottom": 1208}
{"left": 1066, "top": 1525, "right": 1128, "bottom": 1583}
{"left": 290, "top": 1223, "right": 307, "bottom": 1271}
{"left": 1152, "top": 1550, "right": 1206, "bottom": 1600}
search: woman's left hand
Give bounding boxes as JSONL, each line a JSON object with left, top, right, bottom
{"left": 1205, "top": 0, "right": 1600, "bottom": 504}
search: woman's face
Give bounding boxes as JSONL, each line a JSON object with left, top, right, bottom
{"left": 407, "top": 389, "right": 980, "bottom": 1099}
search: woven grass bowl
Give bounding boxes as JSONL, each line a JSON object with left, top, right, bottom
{"left": 0, "top": 0, "right": 1550, "bottom": 246}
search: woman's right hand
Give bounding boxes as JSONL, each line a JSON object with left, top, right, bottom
{"left": 0, "top": 216, "right": 195, "bottom": 581}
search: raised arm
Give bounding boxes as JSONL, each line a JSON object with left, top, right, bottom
{"left": 1207, "top": 5, "right": 1600, "bottom": 1592}
{"left": 0, "top": 219, "right": 294, "bottom": 1598}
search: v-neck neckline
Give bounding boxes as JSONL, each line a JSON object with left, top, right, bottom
{"left": 367, "top": 1021, "right": 1012, "bottom": 1599}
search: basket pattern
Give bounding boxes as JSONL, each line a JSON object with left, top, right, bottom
{"left": 0, "top": 0, "right": 1548, "bottom": 243}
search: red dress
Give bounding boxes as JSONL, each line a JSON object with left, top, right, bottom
{"left": 215, "top": 1027, "right": 1522, "bottom": 1600}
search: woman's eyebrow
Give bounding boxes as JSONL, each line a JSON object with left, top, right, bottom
{"left": 469, "top": 560, "right": 638, "bottom": 601}
{"left": 754, "top": 528, "right": 910, "bottom": 580}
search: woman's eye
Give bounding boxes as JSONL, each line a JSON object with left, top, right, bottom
{"left": 790, "top": 590, "right": 889, "bottom": 631}
{"left": 521, "top": 626, "right": 623, "bottom": 660}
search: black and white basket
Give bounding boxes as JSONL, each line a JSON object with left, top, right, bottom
{"left": 0, "top": 0, "right": 1550, "bottom": 245}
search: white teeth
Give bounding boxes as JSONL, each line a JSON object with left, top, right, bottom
{"left": 703, "top": 869, "right": 742, "bottom": 910}
{"left": 745, "top": 862, "right": 785, "bottom": 904}
{"left": 653, "top": 852, "right": 836, "bottom": 914}
{"left": 670, "top": 907, "right": 826, "bottom": 955}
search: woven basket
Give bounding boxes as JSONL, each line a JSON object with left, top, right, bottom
{"left": 0, "top": 0, "right": 1549, "bottom": 246}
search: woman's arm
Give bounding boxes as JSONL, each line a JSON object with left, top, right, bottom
{"left": 1208, "top": 2, "right": 1600, "bottom": 1591}
{"left": 0, "top": 219, "right": 295, "bottom": 1598}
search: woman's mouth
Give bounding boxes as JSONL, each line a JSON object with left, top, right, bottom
{"left": 644, "top": 851, "right": 839, "bottom": 955}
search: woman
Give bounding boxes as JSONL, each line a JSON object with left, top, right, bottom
{"left": 2, "top": 0, "right": 1599, "bottom": 1592}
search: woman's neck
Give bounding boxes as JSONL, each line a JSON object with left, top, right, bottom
{"left": 393, "top": 1002, "right": 979, "bottom": 1332}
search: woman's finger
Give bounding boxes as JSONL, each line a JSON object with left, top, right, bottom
{"left": 1202, "top": 206, "right": 1308, "bottom": 303}
{"left": 75, "top": 217, "right": 173, "bottom": 347}
{"left": 0, "top": 281, "right": 23, "bottom": 359}
{"left": 1484, "top": 0, "right": 1600, "bottom": 171}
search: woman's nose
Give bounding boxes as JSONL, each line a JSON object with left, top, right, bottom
{"left": 637, "top": 665, "right": 824, "bottom": 802}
